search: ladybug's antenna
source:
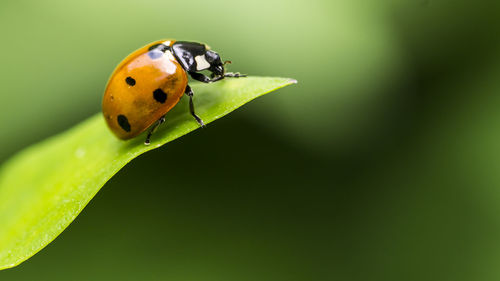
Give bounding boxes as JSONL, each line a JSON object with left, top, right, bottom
{"left": 222, "top": 61, "right": 232, "bottom": 75}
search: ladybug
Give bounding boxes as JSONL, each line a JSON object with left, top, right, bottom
{"left": 102, "top": 39, "right": 245, "bottom": 145}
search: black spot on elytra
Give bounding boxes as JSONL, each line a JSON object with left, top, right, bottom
{"left": 147, "top": 44, "right": 170, "bottom": 60}
{"left": 153, "top": 88, "right": 167, "bottom": 103}
{"left": 125, "top": 76, "right": 136, "bottom": 86}
{"left": 117, "top": 115, "right": 131, "bottom": 132}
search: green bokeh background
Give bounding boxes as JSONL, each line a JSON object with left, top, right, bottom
{"left": 1, "top": 0, "right": 500, "bottom": 280}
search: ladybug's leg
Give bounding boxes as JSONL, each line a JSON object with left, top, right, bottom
{"left": 185, "top": 85, "right": 205, "bottom": 127}
{"left": 189, "top": 72, "right": 246, "bottom": 83}
{"left": 144, "top": 115, "right": 166, "bottom": 145}
{"left": 189, "top": 72, "right": 219, "bottom": 83}
{"left": 224, "top": 72, "right": 247, "bottom": 78}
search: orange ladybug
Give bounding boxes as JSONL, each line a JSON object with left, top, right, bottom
{"left": 102, "top": 39, "right": 245, "bottom": 145}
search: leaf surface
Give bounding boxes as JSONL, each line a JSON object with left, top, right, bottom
{"left": 0, "top": 76, "right": 296, "bottom": 269}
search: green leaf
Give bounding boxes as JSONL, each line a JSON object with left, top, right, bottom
{"left": 0, "top": 76, "right": 296, "bottom": 270}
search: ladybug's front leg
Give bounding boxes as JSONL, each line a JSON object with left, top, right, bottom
{"left": 189, "top": 72, "right": 246, "bottom": 83}
{"left": 223, "top": 72, "right": 246, "bottom": 78}
{"left": 185, "top": 85, "right": 205, "bottom": 127}
{"left": 189, "top": 72, "right": 221, "bottom": 83}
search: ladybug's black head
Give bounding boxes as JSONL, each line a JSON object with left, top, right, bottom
{"left": 205, "top": 50, "right": 224, "bottom": 76}
{"left": 171, "top": 41, "right": 226, "bottom": 77}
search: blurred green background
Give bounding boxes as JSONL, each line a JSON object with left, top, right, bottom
{"left": 1, "top": 0, "right": 500, "bottom": 280}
